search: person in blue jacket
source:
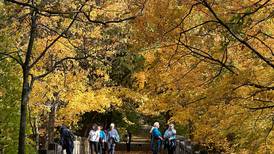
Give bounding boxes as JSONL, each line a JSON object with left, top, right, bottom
{"left": 98, "top": 126, "right": 106, "bottom": 154}
{"left": 164, "top": 124, "right": 176, "bottom": 154}
{"left": 150, "top": 122, "right": 163, "bottom": 154}
{"left": 107, "top": 123, "right": 120, "bottom": 154}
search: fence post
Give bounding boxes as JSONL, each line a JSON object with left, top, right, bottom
{"left": 48, "top": 143, "right": 62, "bottom": 154}
{"left": 175, "top": 140, "right": 180, "bottom": 154}
{"left": 185, "top": 139, "right": 192, "bottom": 154}
{"left": 180, "top": 140, "right": 185, "bottom": 154}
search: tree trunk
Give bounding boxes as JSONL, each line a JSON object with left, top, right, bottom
{"left": 18, "top": 10, "right": 37, "bottom": 154}
{"left": 165, "top": 110, "right": 171, "bottom": 123}
{"left": 18, "top": 77, "right": 31, "bottom": 154}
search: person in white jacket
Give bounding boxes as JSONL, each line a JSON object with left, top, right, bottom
{"left": 88, "top": 124, "right": 100, "bottom": 154}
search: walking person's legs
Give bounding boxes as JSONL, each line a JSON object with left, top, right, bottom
{"left": 152, "top": 142, "right": 159, "bottom": 154}
{"left": 69, "top": 146, "right": 74, "bottom": 154}
{"left": 102, "top": 142, "right": 106, "bottom": 154}
{"left": 167, "top": 144, "right": 172, "bottom": 154}
{"left": 110, "top": 143, "right": 115, "bottom": 154}
{"left": 98, "top": 142, "right": 103, "bottom": 154}
{"left": 89, "top": 141, "right": 93, "bottom": 154}
{"left": 94, "top": 142, "right": 99, "bottom": 154}
{"left": 107, "top": 142, "right": 111, "bottom": 154}
{"left": 126, "top": 141, "right": 131, "bottom": 152}
{"left": 108, "top": 142, "right": 115, "bottom": 154}
{"left": 168, "top": 140, "right": 176, "bottom": 154}
{"left": 65, "top": 146, "right": 73, "bottom": 154}
{"left": 157, "top": 141, "right": 161, "bottom": 154}
{"left": 91, "top": 141, "right": 97, "bottom": 154}
{"left": 167, "top": 148, "right": 173, "bottom": 154}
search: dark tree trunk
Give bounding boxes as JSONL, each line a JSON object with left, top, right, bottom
{"left": 18, "top": 10, "right": 37, "bottom": 154}
{"left": 18, "top": 78, "right": 31, "bottom": 154}
{"left": 165, "top": 110, "right": 171, "bottom": 123}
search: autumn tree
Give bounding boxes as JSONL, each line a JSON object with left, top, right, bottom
{"left": 0, "top": 0, "right": 145, "bottom": 153}
{"left": 131, "top": 0, "right": 273, "bottom": 153}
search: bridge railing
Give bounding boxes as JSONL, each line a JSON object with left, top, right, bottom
{"left": 175, "top": 136, "right": 208, "bottom": 154}
{"left": 44, "top": 137, "right": 89, "bottom": 154}
{"left": 43, "top": 136, "right": 208, "bottom": 154}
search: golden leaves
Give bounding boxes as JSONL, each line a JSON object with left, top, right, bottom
{"left": 134, "top": 71, "right": 146, "bottom": 89}
{"left": 57, "top": 88, "right": 123, "bottom": 124}
{"left": 130, "top": 0, "right": 274, "bottom": 152}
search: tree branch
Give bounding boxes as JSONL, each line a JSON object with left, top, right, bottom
{"left": 179, "top": 41, "right": 236, "bottom": 74}
{"left": 29, "top": 4, "right": 85, "bottom": 69}
{"left": 201, "top": 0, "right": 274, "bottom": 69}
{"left": 238, "top": 0, "right": 271, "bottom": 23}
{"left": 33, "top": 55, "right": 90, "bottom": 80}
{"left": 5, "top": 0, "right": 78, "bottom": 15}
{"left": 0, "top": 51, "right": 23, "bottom": 66}
{"left": 244, "top": 83, "right": 274, "bottom": 90}
{"left": 246, "top": 33, "right": 274, "bottom": 56}
{"left": 82, "top": 11, "right": 137, "bottom": 26}
{"left": 248, "top": 105, "right": 274, "bottom": 110}
{"left": 164, "top": 2, "right": 202, "bottom": 35}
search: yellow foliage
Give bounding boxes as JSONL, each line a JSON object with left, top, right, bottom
{"left": 131, "top": 0, "right": 274, "bottom": 153}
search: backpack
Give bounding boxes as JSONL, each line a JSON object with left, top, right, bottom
{"left": 114, "top": 135, "right": 120, "bottom": 143}
{"left": 69, "top": 130, "right": 76, "bottom": 141}
{"left": 64, "top": 129, "right": 76, "bottom": 141}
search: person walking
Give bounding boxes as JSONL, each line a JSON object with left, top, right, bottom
{"left": 59, "top": 125, "right": 74, "bottom": 154}
{"left": 88, "top": 124, "right": 99, "bottom": 154}
{"left": 164, "top": 124, "right": 176, "bottom": 154}
{"left": 107, "top": 123, "right": 120, "bottom": 154}
{"left": 125, "top": 129, "right": 132, "bottom": 152}
{"left": 98, "top": 126, "right": 106, "bottom": 154}
{"left": 150, "top": 122, "right": 163, "bottom": 154}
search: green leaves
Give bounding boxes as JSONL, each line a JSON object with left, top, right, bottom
{"left": 0, "top": 59, "right": 21, "bottom": 153}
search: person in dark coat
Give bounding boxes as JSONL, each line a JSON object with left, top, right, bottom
{"left": 59, "top": 125, "right": 74, "bottom": 154}
{"left": 125, "top": 129, "right": 132, "bottom": 152}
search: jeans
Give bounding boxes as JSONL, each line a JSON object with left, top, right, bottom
{"left": 151, "top": 140, "right": 161, "bottom": 154}
{"left": 64, "top": 146, "right": 73, "bottom": 154}
{"left": 167, "top": 140, "right": 176, "bottom": 154}
{"left": 98, "top": 141, "right": 106, "bottom": 154}
{"left": 62, "top": 139, "right": 74, "bottom": 154}
{"left": 108, "top": 140, "right": 116, "bottom": 154}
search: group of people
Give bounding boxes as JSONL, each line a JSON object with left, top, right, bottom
{"left": 59, "top": 123, "right": 119, "bottom": 154}
{"left": 59, "top": 122, "right": 176, "bottom": 154}
{"left": 88, "top": 123, "right": 120, "bottom": 154}
{"left": 150, "top": 122, "right": 177, "bottom": 154}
